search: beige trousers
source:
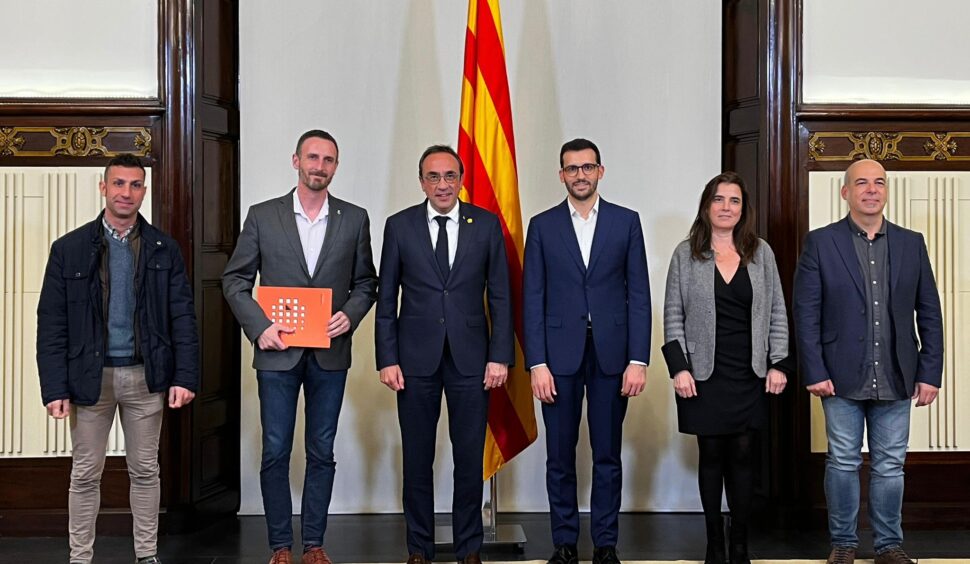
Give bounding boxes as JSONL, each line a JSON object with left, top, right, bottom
{"left": 68, "top": 365, "right": 165, "bottom": 564}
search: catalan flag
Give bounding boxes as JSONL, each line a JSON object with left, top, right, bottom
{"left": 457, "top": 0, "right": 538, "bottom": 479}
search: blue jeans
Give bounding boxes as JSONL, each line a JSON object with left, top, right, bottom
{"left": 257, "top": 351, "right": 347, "bottom": 551}
{"left": 821, "top": 396, "right": 911, "bottom": 553}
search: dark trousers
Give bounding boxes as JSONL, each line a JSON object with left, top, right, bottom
{"left": 257, "top": 350, "right": 348, "bottom": 551}
{"left": 542, "top": 332, "right": 628, "bottom": 547}
{"left": 397, "top": 346, "right": 489, "bottom": 559}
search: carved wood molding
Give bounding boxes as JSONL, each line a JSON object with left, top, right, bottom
{"left": 808, "top": 131, "right": 970, "bottom": 162}
{"left": 0, "top": 126, "right": 151, "bottom": 158}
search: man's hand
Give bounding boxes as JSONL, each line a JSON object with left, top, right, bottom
{"left": 46, "top": 399, "right": 70, "bottom": 419}
{"left": 483, "top": 362, "right": 508, "bottom": 390}
{"left": 531, "top": 365, "right": 556, "bottom": 403}
{"left": 168, "top": 386, "right": 195, "bottom": 408}
{"left": 621, "top": 363, "right": 647, "bottom": 397}
{"left": 765, "top": 368, "right": 787, "bottom": 395}
{"left": 379, "top": 364, "right": 405, "bottom": 391}
{"left": 257, "top": 323, "right": 295, "bottom": 351}
{"left": 673, "top": 370, "right": 696, "bottom": 398}
{"left": 806, "top": 379, "right": 835, "bottom": 397}
{"left": 327, "top": 311, "right": 352, "bottom": 338}
{"left": 913, "top": 382, "right": 939, "bottom": 407}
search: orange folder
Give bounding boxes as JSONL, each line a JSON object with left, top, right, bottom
{"left": 256, "top": 286, "right": 333, "bottom": 348}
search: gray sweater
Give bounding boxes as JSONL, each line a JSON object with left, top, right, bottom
{"left": 662, "top": 238, "right": 789, "bottom": 380}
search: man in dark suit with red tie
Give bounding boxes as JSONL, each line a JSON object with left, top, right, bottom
{"left": 524, "top": 138, "right": 651, "bottom": 564}
{"left": 375, "top": 145, "right": 514, "bottom": 564}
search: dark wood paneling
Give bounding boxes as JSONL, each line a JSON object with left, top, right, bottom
{"left": 202, "top": 0, "right": 237, "bottom": 103}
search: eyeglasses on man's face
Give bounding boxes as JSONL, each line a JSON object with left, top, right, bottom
{"left": 562, "top": 163, "right": 600, "bottom": 177}
{"left": 423, "top": 171, "right": 460, "bottom": 185}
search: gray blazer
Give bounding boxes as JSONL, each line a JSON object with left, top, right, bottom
{"left": 222, "top": 190, "right": 378, "bottom": 371}
{"left": 662, "top": 238, "right": 788, "bottom": 380}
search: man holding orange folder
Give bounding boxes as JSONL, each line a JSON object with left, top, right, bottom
{"left": 223, "top": 130, "right": 377, "bottom": 564}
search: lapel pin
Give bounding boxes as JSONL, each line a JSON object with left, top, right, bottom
{"left": 337, "top": 209, "right": 341, "bottom": 215}
{"left": 465, "top": 217, "right": 473, "bottom": 224}
{"left": 156, "top": 240, "right": 162, "bottom": 245}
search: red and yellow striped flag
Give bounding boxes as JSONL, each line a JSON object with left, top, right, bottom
{"left": 458, "top": 0, "right": 538, "bottom": 479}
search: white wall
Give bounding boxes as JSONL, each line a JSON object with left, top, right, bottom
{"left": 0, "top": 0, "right": 157, "bottom": 98}
{"left": 803, "top": 0, "right": 970, "bottom": 104}
{"left": 239, "top": 0, "right": 721, "bottom": 514}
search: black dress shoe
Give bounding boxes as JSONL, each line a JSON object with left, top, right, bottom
{"left": 592, "top": 546, "right": 621, "bottom": 564}
{"left": 458, "top": 553, "right": 482, "bottom": 564}
{"left": 547, "top": 544, "right": 578, "bottom": 564}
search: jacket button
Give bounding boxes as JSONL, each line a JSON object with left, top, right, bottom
{"left": 75, "top": 272, "right": 81, "bottom": 278}
{"left": 439, "top": 318, "right": 445, "bottom": 324}
{"left": 444, "top": 290, "right": 449, "bottom": 295}
{"left": 858, "top": 336, "right": 864, "bottom": 341}
{"left": 156, "top": 240, "right": 162, "bottom": 246}
{"left": 94, "top": 351, "right": 100, "bottom": 357}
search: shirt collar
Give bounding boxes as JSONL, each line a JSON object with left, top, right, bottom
{"left": 427, "top": 200, "right": 461, "bottom": 224}
{"left": 846, "top": 214, "right": 887, "bottom": 239}
{"left": 567, "top": 194, "right": 599, "bottom": 220}
{"left": 102, "top": 215, "right": 137, "bottom": 242}
{"left": 293, "top": 190, "right": 329, "bottom": 222}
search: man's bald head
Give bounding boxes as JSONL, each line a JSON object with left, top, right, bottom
{"left": 843, "top": 158, "right": 886, "bottom": 188}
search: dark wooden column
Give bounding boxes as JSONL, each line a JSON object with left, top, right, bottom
{"left": 159, "top": 0, "right": 241, "bottom": 527}
{"left": 722, "top": 0, "right": 805, "bottom": 526}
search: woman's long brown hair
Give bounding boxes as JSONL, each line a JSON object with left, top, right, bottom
{"left": 687, "top": 171, "right": 760, "bottom": 264}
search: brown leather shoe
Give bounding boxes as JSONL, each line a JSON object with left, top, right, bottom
{"left": 458, "top": 553, "right": 482, "bottom": 564}
{"left": 407, "top": 554, "right": 431, "bottom": 564}
{"left": 827, "top": 546, "right": 856, "bottom": 564}
{"left": 269, "top": 548, "right": 293, "bottom": 564}
{"left": 303, "top": 546, "right": 334, "bottom": 564}
{"left": 874, "top": 548, "right": 916, "bottom": 564}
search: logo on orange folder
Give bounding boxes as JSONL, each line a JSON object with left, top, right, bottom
{"left": 257, "top": 286, "right": 332, "bottom": 348}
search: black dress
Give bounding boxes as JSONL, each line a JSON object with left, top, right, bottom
{"left": 676, "top": 265, "right": 766, "bottom": 436}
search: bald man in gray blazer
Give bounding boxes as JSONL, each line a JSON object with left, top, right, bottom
{"left": 222, "top": 130, "right": 377, "bottom": 564}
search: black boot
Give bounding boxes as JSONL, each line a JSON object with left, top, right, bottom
{"left": 704, "top": 515, "right": 727, "bottom": 564}
{"left": 728, "top": 518, "right": 750, "bottom": 564}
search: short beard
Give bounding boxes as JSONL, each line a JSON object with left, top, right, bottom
{"left": 567, "top": 180, "right": 596, "bottom": 201}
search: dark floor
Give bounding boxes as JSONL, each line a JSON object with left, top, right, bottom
{"left": 2, "top": 513, "right": 969, "bottom": 563}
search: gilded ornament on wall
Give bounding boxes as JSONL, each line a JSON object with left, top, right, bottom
{"left": 0, "top": 126, "right": 151, "bottom": 158}
{"left": 808, "top": 131, "right": 970, "bottom": 162}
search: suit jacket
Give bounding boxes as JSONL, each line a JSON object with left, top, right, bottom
{"left": 793, "top": 217, "right": 944, "bottom": 396}
{"left": 662, "top": 239, "right": 789, "bottom": 381}
{"left": 375, "top": 201, "right": 514, "bottom": 377}
{"left": 523, "top": 198, "right": 651, "bottom": 376}
{"left": 222, "top": 190, "right": 378, "bottom": 371}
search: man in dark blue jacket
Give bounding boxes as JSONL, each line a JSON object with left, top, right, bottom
{"left": 523, "top": 138, "right": 651, "bottom": 564}
{"left": 376, "top": 145, "right": 513, "bottom": 564}
{"left": 794, "top": 159, "right": 944, "bottom": 564}
{"left": 36, "top": 154, "right": 199, "bottom": 564}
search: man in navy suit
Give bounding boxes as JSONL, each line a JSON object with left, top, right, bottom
{"left": 376, "top": 145, "right": 514, "bottom": 564}
{"left": 523, "top": 138, "right": 651, "bottom": 564}
{"left": 794, "top": 159, "right": 943, "bottom": 564}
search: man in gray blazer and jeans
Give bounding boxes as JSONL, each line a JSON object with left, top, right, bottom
{"left": 223, "top": 130, "right": 378, "bottom": 564}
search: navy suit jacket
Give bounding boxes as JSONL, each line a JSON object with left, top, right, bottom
{"left": 375, "top": 201, "right": 514, "bottom": 377}
{"left": 793, "top": 217, "right": 944, "bottom": 396}
{"left": 523, "top": 199, "right": 651, "bottom": 376}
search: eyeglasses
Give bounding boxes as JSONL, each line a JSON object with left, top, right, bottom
{"left": 562, "top": 163, "right": 600, "bottom": 177}
{"left": 423, "top": 172, "right": 460, "bottom": 185}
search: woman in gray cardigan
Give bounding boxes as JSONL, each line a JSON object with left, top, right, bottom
{"left": 662, "top": 171, "right": 791, "bottom": 564}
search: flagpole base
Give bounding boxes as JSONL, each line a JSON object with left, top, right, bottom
{"left": 433, "top": 524, "right": 527, "bottom": 552}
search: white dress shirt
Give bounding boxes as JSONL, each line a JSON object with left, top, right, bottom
{"left": 293, "top": 191, "right": 329, "bottom": 274}
{"left": 427, "top": 201, "right": 460, "bottom": 267}
{"left": 568, "top": 195, "right": 599, "bottom": 267}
